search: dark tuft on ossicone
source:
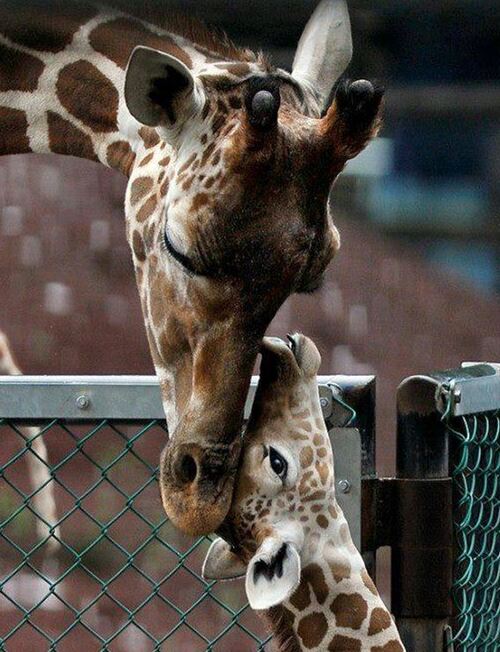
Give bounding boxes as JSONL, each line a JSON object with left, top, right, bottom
{"left": 245, "top": 76, "right": 281, "bottom": 130}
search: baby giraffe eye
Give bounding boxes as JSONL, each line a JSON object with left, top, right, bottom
{"left": 269, "top": 447, "right": 288, "bottom": 479}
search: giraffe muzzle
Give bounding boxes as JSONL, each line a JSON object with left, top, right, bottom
{"left": 159, "top": 439, "right": 241, "bottom": 536}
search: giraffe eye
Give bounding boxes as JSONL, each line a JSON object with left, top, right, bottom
{"left": 269, "top": 447, "right": 288, "bottom": 479}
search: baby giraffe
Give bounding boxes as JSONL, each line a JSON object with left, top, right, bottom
{"left": 203, "top": 334, "right": 404, "bottom": 652}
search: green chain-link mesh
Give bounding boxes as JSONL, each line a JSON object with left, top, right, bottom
{"left": 0, "top": 418, "right": 271, "bottom": 651}
{"left": 444, "top": 410, "right": 500, "bottom": 651}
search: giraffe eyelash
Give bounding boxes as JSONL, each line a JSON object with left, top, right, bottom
{"left": 163, "top": 229, "right": 201, "bottom": 277}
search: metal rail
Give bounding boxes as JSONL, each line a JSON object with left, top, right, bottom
{"left": 0, "top": 374, "right": 371, "bottom": 422}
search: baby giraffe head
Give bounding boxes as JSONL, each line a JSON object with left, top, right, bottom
{"left": 203, "top": 333, "right": 336, "bottom": 608}
{"left": 203, "top": 335, "right": 405, "bottom": 652}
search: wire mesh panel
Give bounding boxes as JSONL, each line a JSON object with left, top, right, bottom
{"left": 445, "top": 410, "right": 500, "bottom": 651}
{"left": 0, "top": 375, "right": 368, "bottom": 651}
{"left": 0, "top": 418, "right": 269, "bottom": 651}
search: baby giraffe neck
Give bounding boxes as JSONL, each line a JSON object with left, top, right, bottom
{"left": 265, "top": 509, "right": 404, "bottom": 652}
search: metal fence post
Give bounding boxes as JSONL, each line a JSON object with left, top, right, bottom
{"left": 394, "top": 373, "right": 454, "bottom": 652}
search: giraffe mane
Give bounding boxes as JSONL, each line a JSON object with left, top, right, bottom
{"left": 106, "top": 0, "right": 269, "bottom": 65}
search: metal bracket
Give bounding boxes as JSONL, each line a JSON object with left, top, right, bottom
{"left": 398, "top": 364, "right": 500, "bottom": 419}
{"left": 362, "top": 477, "right": 453, "bottom": 618}
{"left": 330, "top": 428, "right": 362, "bottom": 550}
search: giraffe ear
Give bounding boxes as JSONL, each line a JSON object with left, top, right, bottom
{"left": 245, "top": 538, "right": 301, "bottom": 610}
{"left": 125, "top": 46, "right": 205, "bottom": 129}
{"left": 202, "top": 538, "right": 247, "bottom": 581}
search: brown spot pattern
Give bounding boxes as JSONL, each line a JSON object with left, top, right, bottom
{"left": 150, "top": 272, "right": 173, "bottom": 327}
{"left": 298, "top": 471, "right": 314, "bottom": 496}
{"left": 107, "top": 141, "right": 136, "bottom": 176}
{"left": 328, "top": 635, "right": 362, "bottom": 651}
{"left": 182, "top": 176, "right": 194, "bottom": 191}
{"left": 328, "top": 504, "right": 338, "bottom": 519}
{"left": 132, "top": 230, "right": 146, "bottom": 262}
{"left": 89, "top": 17, "right": 193, "bottom": 70}
{"left": 290, "top": 582, "right": 311, "bottom": 610}
{"left": 139, "top": 126, "right": 160, "bottom": 148}
{"left": 368, "top": 608, "right": 392, "bottom": 636}
{"left": 139, "top": 152, "right": 154, "bottom": 167}
{"left": 0, "top": 107, "right": 31, "bottom": 155}
{"left": 371, "top": 642, "right": 404, "bottom": 652}
{"left": 331, "top": 593, "right": 368, "bottom": 630}
{"left": 300, "top": 446, "right": 314, "bottom": 468}
{"left": 200, "top": 142, "right": 216, "bottom": 166}
{"left": 264, "top": 606, "right": 300, "bottom": 652}
{"left": 191, "top": 193, "right": 209, "bottom": 211}
{"left": 303, "top": 490, "right": 326, "bottom": 503}
{"left": 57, "top": 61, "right": 118, "bottom": 133}
{"left": 211, "top": 113, "right": 225, "bottom": 134}
{"left": 316, "top": 514, "right": 329, "bottom": 529}
{"left": 160, "top": 178, "right": 169, "bottom": 196}
{"left": 143, "top": 223, "right": 156, "bottom": 250}
{"left": 0, "top": 43, "right": 43, "bottom": 92}
{"left": 0, "top": 1, "right": 96, "bottom": 52}
{"left": 361, "top": 569, "right": 378, "bottom": 596}
{"left": 339, "top": 523, "right": 351, "bottom": 544}
{"left": 131, "top": 177, "right": 154, "bottom": 206}
{"left": 47, "top": 111, "right": 97, "bottom": 161}
{"left": 303, "top": 563, "right": 329, "bottom": 605}
{"left": 137, "top": 195, "right": 157, "bottom": 222}
{"left": 317, "top": 462, "right": 330, "bottom": 485}
{"left": 330, "top": 555, "right": 351, "bottom": 583}
{"left": 178, "top": 153, "right": 197, "bottom": 174}
{"left": 297, "top": 612, "right": 328, "bottom": 649}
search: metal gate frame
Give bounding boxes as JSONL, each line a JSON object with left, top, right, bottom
{"left": 0, "top": 374, "right": 373, "bottom": 650}
{"left": 2, "top": 365, "right": 498, "bottom": 650}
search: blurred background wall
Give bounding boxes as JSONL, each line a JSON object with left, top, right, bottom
{"left": 1, "top": 0, "right": 499, "bottom": 479}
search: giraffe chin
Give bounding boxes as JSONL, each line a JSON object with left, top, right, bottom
{"left": 159, "top": 440, "right": 241, "bottom": 536}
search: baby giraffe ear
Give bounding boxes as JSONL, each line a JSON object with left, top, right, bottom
{"left": 202, "top": 538, "right": 247, "bottom": 581}
{"left": 125, "top": 46, "right": 205, "bottom": 129}
{"left": 245, "top": 537, "right": 301, "bottom": 610}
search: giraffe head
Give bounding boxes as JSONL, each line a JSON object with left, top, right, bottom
{"left": 122, "top": 1, "right": 382, "bottom": 534}
{"left": 202, "top": 334, "right": 337, "bottom": 607}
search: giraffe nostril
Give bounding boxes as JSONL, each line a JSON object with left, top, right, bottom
{"left": 179, "top": 454, "right": 197, "bottom": 484}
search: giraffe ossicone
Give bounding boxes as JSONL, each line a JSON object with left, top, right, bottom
{"left": 0, "top": 0, "right": 383, "bottom": 535}
{"left": 203, "top": 335, "right": 405, "bottom": 651}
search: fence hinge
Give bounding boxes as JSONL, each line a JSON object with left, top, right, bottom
{"left": 362, "top": 476, "right": 453, "bottom": 618}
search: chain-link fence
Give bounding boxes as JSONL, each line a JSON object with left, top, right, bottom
{"left": 0, "top": 375, "right": 365, "bottom": 651}
{"left": 2, "top": 369, "right": 499, "bottom": 651}
{"left": 446, "top": 410, "right": 500, "bottom": 650}
{"left": 0, "top": 417, "right": 271, "bottom": 651}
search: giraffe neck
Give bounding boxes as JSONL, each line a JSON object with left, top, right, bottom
{"left": 265, "top": 508, "right": 405, "bottom": 652}
{"left": 0, "top": 1, "right": 213, "bottom": 175}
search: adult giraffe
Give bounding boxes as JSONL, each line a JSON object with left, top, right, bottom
{"left": 0, "top": 0, "right": 383, "bottom": 535}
